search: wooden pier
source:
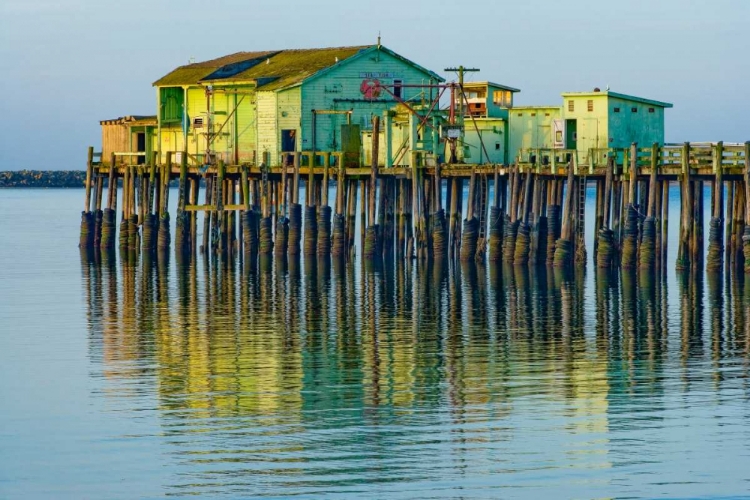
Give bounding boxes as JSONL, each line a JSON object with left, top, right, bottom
{"left": 79, "top": 139, "right": 750, "bottom": 274}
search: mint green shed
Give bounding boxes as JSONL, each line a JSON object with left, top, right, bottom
{"left": 507, "top": 89, "right": 672, "bottom": 164}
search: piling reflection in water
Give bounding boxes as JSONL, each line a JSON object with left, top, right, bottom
{"left": 79, "top": 251, "right": 750, "bottom": 497}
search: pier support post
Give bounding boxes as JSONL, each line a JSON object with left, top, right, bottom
{"left": 597, "top": 157, "right": 616, "bottom": 268}
{"left": 707, "top": 142, "right": 724, "bottom": 271}
{"left": 676, "top": 143, "right": 692, "bottom": 270}
{"left": 553, "top": 159, "right": 576, "bottom": 268}
{"left": 488, "top": 164, "right": 503, "bottom": 262}
{"left": 365, "top": 116, "right": 381, "bottom": 260}
{"left": 638, "top": 143, "right": 659, "bottom": 271}
{"left": 621, "top": 143, "right": 639, "bottom": 269}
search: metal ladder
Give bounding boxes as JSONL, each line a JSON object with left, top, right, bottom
{"left": 477, "top": 174, "right": 489, "bottom": 241}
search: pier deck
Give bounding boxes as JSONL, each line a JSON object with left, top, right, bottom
{"left": 79, "top": 141, "right": 750, "bottom": 275}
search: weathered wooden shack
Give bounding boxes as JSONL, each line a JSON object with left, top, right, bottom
{"left": 100, "top": 115, "right": 157, "bottom": 164}
{"left": 152, "top": 44, "right": 442, "bottom": 166}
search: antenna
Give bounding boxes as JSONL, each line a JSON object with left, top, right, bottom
{"left": 377, "top": 31, "right": 381, "bottom": 48}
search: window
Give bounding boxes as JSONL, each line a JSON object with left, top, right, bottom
{"left": 587, "top": 100, "right": 594, "bottom": 112}
{"left": 632, "top": 107, "right": 638, "bottom": 113}
{"left": 545, "top": 113, "right": 550, "bottom": 117}
{"left": 614, "top": 107, "right": 620, "bottom": 113}
{"left": 495, "top": 143, "right": 501, "bottom": 150}
{"left": 393, "top": 79, "right": 402, "bottom": 99}
{"left": 493, "top": 90, "right": 511, "bottom": 107}
{"left": 648, "top": 107, "right": 655, "bottom": 113}
{"left": 517, "top": 113, "right": 523, "bottom": 116}
{"left": 160, "top": 87, "right": 184, "bottom": 124}
{"left": 568, "top": 100, "right": 574, "bottom": 112}
{"left": 531, "top": 112, "right": 536, "bottom": 117}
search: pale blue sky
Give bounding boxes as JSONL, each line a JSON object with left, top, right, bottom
{"left": 1, "top": 0, "right": 748, "bottom": 170}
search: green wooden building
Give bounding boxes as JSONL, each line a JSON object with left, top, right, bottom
{"left": 509, "top": 89, "right": 673, "bottom": 164}
{"left": 152, "top": 44, "right": 442, "bottom": 166}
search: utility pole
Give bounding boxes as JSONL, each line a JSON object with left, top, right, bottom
{"left": 445, "top": 65, "right": 479, "bottom": 163}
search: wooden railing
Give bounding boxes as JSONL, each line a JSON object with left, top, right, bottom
{"left": 518, "top": 142, "right": 750, "bottom": 175}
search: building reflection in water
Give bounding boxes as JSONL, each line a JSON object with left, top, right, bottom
{"left": 79, "top": 249, "right": 750, "bottom": 496}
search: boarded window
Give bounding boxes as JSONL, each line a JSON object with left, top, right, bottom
{"left": 632, "top": 107, "right": 638, "bottom": 113}
{"left": 160, "top": 87, "right": 184, "bottom": 124}
{"left": 614, "top": 107, "right": 620, "bottom": 113}
{"left": 648, "top": 107, "right": 655, "bottom": 113}
{"left": 568, "top": 100, "right": 574, "bottom": 112}
{"left": 587, "top": 100, "right": 594, "bottom": 112}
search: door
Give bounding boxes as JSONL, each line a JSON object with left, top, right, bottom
{"left": 281, "top": 129, "right": 296, "bottom": 165}
{"left": 136, "top": 132, "right": 146, "bottom": 164}
{"left": 565, "top": 119, "right": 577, "bottom": 150}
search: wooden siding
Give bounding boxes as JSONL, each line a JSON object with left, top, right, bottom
{"left": 300, "top": 50, "right": 439, "bottom": 155}
{"left": 256, "top": 91, "right": 278, "bottom": 161}
{"left": 101, "top": 123, "right": 129, "bottom": 160}
{"left": 508, "top": 107, "right": 562, "bottom": 162}
{"left": 235, "top": 89, "right": 257, "bottom": 163}
{"left": 277, "top": 87, "right": 302, "bottom": 151}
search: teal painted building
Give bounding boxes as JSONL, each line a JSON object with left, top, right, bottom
{"left": 458, "top": 81, "right": 520, "bottom": 164}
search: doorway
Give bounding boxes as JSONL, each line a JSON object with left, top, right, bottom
{"left": 136, "top": 132, "right": 146, "bottom": 164}
{"left": 281, "top": 129, "right": 296, "bottom": 165}
{"left": 565, "top": 119, "right": 577, "bottom": 150}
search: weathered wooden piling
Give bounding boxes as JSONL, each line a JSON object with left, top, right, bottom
{"left": 513, "top": 171, "right": 533, "bottom": 265}
{"left": 82, "top": 134, "right": 750, "bottom": 278}
{"left": 621, "top": 144, "right": 639, "bottom": 269}
{"left": 596, "top": 157, "right": 616, "bottom": 268}
{"left": 638, "top": 144, "right": 659, "bottom": 270}
{"left": 707, "top": 142, "right": 724, "bottom": 272}
{"left": 364, "top": 116, "right": 381, "bottom": 260}
{"left": 553, "top": 160, "right": 576, "bottom": 268}
{"left": 502, "top": 166, "right": 520, "bottom": 263}
{"left": 460, "top": 170, "right": 479, "bottom": 261}
{"left": 431, "top": 164, "right": 448, "bottom": 259}
{"left": 488, "top": 165, "right": 504, "bottom": 262}
{"left": 676, "top": 143, "right": 692, "bottom": 271}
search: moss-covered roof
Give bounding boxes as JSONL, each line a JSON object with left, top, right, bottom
{"left": 153, "top": 45, "right": 443, "bottom": 90}
{"left": 153, "top": 50, "right": 279, "bottom": 86}
{"left": 207, "top": 46, "right": 369, "bottom": 90}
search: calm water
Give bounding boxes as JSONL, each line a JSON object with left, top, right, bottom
{"left": 1, "top": 188, "right": 750, "bottom": 499}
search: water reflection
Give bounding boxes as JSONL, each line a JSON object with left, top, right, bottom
{"left": 80, "top": 252, "right": 750, "bottom": 497}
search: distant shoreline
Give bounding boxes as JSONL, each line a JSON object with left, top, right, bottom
{"left": 0, "top": 170, "right": 86, "bottom": 188}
